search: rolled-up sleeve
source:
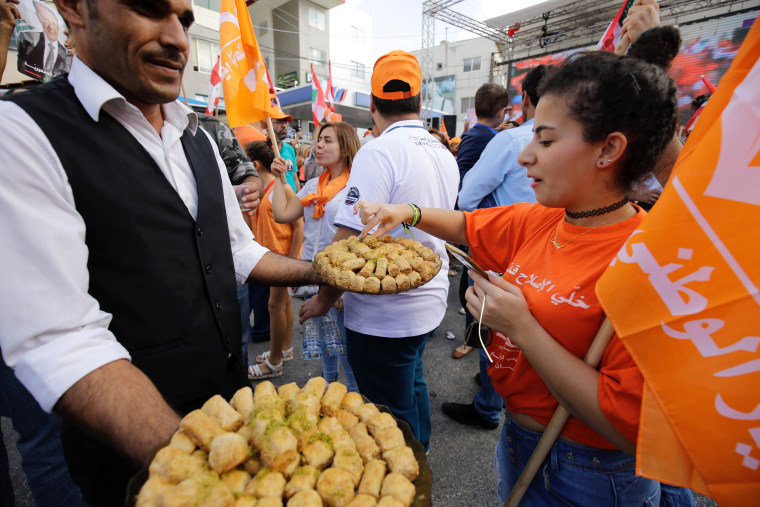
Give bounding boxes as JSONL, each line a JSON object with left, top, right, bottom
{"left": 0, "top": 102, "right": 130, "bottom": 412}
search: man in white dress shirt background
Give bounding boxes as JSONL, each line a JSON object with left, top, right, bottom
{"left": 0, "top": 0, "right": 321, "bottom": 504}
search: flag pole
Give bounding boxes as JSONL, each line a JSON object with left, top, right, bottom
{"left": 265, "top": 114, "right": 287, "bottom": 184}
{"left": 504, "top": 318, "right": 616, "bottom": 507}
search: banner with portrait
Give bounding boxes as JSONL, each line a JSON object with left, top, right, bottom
{"left": 15, "top": 0, "right": 71, "bottom": 82}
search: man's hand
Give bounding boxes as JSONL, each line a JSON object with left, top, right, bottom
{"left": 300, "top": 290, "right": 335, "bottom": 323}
{"left": 621, "top": 0, "right": 660, "bottom": 45}
{"left": 240, "top": 175, "right": 261, "bottom": 215}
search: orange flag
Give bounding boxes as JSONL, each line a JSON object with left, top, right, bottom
{"left": 596, "top": 19, "right": 760, "bottom": 506}
{"left": 219, "top": 0, "right": 272, "bottom": 128}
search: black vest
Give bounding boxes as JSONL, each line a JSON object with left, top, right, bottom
{"left": 9, "top": 79, "right": 245, "bottom": 409}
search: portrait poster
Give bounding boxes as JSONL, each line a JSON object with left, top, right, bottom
{"left": 15, "top": 0, "right": 71, "bottom": 82}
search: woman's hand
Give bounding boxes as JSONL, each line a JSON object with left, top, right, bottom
{"left": 334, "top": 295, "right": 344, "bottom": 313}
{"left": 271, "top": 157, "right": 288, "bottom": 178}
{"left": 353, "top": 201, "right": 413, "bottom": 238}
{"left": 464, "top": 271, "right": 536, "bottom": 341}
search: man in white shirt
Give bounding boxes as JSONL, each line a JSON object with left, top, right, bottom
{"left": 300, "top": 50, "right": 459, "bottom": 451}
{"left": 0, "top": 1, "right": 320, "bottom": 503}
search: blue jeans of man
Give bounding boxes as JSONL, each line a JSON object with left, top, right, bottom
{"left": 473, "top": 349, "right": 503, "bottom": 424}
{"left": 0, "top": 356, "right": 86, "bottom": 506}
{"left": 346, "top": 328, "right": 432, "bottom": 451}
{"left": 237, "top": 284, "right": 250, "bottom": 362}
{"left": 248, "top": 284, "right": 270, "bottom": 344}
{"left": 463, "top": 272, "right": 503, "bottom": 423}
{"left": 319, "top": 308, "right": 358, "bottom": 393}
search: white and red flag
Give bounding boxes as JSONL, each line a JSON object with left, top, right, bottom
{"left": 205, "top": 55, "right": 222, "bottom": 114}
{"left": 596, "top": 0, "right": 636, "bottom": 52}
{"left": 311, "top": 64, "right": 327, "bottom": 125}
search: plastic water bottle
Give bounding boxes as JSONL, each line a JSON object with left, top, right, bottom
{"left": 302, "top": 317, "right": 320, "bottom": 360}
{"left": 321, "top": 310, "right": 344, "bottom": 357}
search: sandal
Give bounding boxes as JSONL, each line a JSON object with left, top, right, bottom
{"left": 256, "top": 347, "right": 294, "bottom": 363}
{"left": 452, "top": 345, "right": 474, "bottom": 359}
{"left": 248, "top": 357, "right": 283, "bottom": 380}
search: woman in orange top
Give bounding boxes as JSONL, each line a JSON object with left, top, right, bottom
{"left": 352, "top": 49, "right": 694, "bottom": 505}
{"left": 245, "top": 140, "right": 304, "bottom": 379}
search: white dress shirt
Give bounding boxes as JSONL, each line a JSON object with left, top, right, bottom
{"left": 0, "top": 57, "right": 268, "bottom": 412}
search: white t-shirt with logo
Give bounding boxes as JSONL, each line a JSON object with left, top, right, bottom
{"left": 297, "top": 177, "right": 349, "bottom": 261}
{"left": 334, "top": 119, "right": 459, "bottom": 337}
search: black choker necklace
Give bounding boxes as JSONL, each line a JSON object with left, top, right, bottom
{"left": 565, "top": 197, "right": 629, "bottom": 219}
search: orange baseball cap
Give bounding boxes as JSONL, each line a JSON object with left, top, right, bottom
{"left": 371, "top": 50, "right": 421, "bottom": 100}
{"left": 270, "top": 105, "right": 294, "bottom": 122}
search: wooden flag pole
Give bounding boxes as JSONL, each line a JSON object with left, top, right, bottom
{"left": 504, "top": 318, "right": 616, "bottom": 507}
{"left": 265, "top": 115, "right": 287, "bottom": 184}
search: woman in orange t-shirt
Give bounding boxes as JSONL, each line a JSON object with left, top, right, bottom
{"left": 245, "top": 140, "right": 304, "bottom": 380}
{"left": 352, "top": 49, "right": 694, "bottom": 505}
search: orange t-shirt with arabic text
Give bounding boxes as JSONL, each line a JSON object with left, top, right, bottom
{"left": 464, "top": 203, "right": 646, "bottom": 449}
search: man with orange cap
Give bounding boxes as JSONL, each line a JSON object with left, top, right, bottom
{"left": 300, "top": 50, "right": 459, "bottom": 451}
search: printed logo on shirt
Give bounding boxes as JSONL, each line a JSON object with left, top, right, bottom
{"left": 409, "top": 136, "right": 446, "bottom": 149}
{"left": 345, "top": 187, "right": 360, "bottom": 205}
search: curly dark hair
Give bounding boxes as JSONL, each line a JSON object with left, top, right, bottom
{"left": 538, "top": 50, "right": 677, "bottom": 191}
{"left": 245, "top": 140, "right": 275, "bottom": 170}
{"left": 627, "top": 26, "right": 681, "bottom": 70}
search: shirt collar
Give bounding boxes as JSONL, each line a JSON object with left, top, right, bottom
{"left": 382, "top": 119, "right": 425, "bottom": 135}
{"left": 67, "top": 56, "right": 197, "bottom": 134}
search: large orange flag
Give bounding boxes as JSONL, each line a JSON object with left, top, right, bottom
{"left": 596, "top": 18, "right": 760, "bottom": 506}
{"left": 219, "top": 0, "right": 271, "bottom": 128}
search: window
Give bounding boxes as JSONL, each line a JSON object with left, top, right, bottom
{"left": 195, "top": 39, "right": 221, "bottom": 73}
{"left": 193, "top": 0, "right": 221, "bottom": 11}
{"left": 463, "top": 57, "right": 481, "bottom": 72}
{"left": 351, "top": 26, "right": 365, "bottom": 45}
{"left": 310, "top": 47, "right": 327, "bottom": 65}
{"left": 351, "top": 61, "right": 365, "bottom": 79}
{"left": 308, "top": 7, "right": 326, "bottom": 30}
{"left": 257, "top": 20, "right": 268, "bottom": 37}
{"left": 461, "top": 97, "right": 475, "bottom": 113}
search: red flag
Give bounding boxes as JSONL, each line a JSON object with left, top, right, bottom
{"left": 596, "top": 0, "right": 636, "bottom": 52}
{"left": 311, "top": 64, "right": 327, "bottom": 126}
{"left": 205, "top": 55, "right": 222, "bottom": 114}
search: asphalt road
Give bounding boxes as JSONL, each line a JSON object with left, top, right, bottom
{"left": 3, "top": 269, "right": 717, "bottom": 506}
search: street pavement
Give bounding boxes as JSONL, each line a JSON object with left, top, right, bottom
{"left": 3, "top": 268, "right": 716, "bottom": 506}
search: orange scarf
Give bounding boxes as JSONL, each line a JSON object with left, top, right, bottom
{"left": 298, "top": 170, "right": 349, "bottom": 218}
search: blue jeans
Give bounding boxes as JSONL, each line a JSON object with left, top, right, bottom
{"left": 0, "top": 356, "right": 86, "bottom": 506}
{"left": 346, "top": 328, "right": 433, "bottom": 451}
{"left": 319, "top": 309, "right": 358, "bottom": 392}
{"left": 248, "top": 284, "right": 270, "bottom": 343}
{"left": 237, "top": 284, "right": 250, "bottom": 362}
{"left": 473, "top": 349, "right": 503, "bottom": 424}
{"left": 496, "top": 411, "right": 661, "bottom": 506}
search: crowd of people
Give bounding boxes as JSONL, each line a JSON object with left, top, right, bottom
{"left": 0, "top": 0, "right": 734, "bottom": 505}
